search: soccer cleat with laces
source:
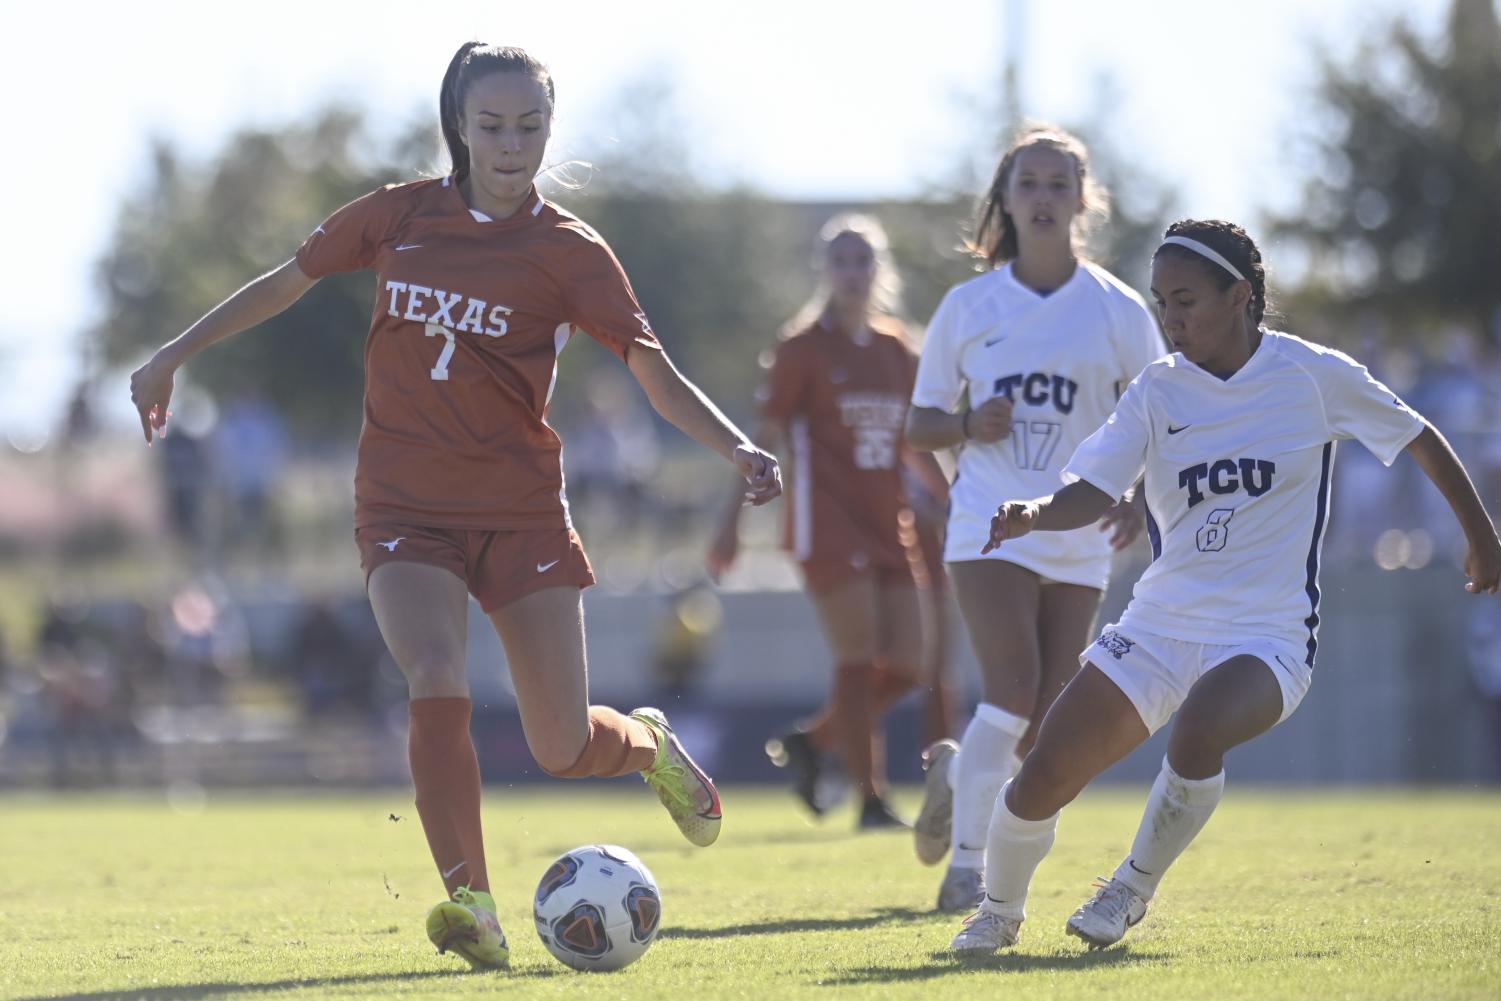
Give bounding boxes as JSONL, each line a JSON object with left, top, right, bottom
{"left": 632, "top": 707, "right": 722, "bottom": 847}
{"left": 949, "top": 905, "right": 1022, "bottom": 954}
{"left": 1065, "top": 876, "right": 1148, "bottom": 948}
{"left": 426, "top": 886, "right": 509, "bottom": 970}
{"left": 913, "top": 738, "right": 958, "bottom": 865}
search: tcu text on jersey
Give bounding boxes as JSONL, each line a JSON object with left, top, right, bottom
{"left": 992, "top": 372, "right": 1079, "bottom": 414}
{"left": 1178, "top": 458, "right": 1276, "bottom": 508}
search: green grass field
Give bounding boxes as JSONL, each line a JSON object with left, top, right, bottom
{"left": 3, "top": 786, "right": 1498, "bottom": 1001}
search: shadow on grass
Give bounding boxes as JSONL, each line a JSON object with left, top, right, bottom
{"left": 659, "top": 905, "right": 933, "bottom": 940}
{"left": 14, "top": 967, "right": 564, "bottom": 1001}
{"left": 821, "top": 946, "right": 1157, "bottom": 985}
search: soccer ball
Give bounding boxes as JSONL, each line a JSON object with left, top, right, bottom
{"left": 533, "top": 844, "right": 662, "bottom": 971}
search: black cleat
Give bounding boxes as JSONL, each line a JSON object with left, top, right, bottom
{"left": 765, "top": 729, "right": 825, "bottom": 816}
{"left": 858, "top": 795, "right": 911, "bottom": 831}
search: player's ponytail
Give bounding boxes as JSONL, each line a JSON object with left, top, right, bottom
{"left": 439, "top": 42, "right": 556, "bottom": 183}
{"left": 1156, "top": 220, "right": 1271, "bottom": 326}
{"left": 970, "top": 123, "right": 1109, "bottom": 269}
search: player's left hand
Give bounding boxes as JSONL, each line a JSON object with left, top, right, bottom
{"left": 1464, "top": 531, "right": 1501, "bottom": 595}
{"left": 1098, "top": 496, "right": 1145, "bottom": 551}
{"left": 734, "top": 445, "right": 782, "bottom": 506}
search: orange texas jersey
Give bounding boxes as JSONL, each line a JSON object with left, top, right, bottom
{"left": 759, "top": 320, "right": 917, "bottom": 566}
{"left": 296, "top": 177, "right": 661, "bottom": 531}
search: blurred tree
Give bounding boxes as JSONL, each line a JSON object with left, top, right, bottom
{"left": 1270, "top": 0, "right": 1501, "bottom": 335}
{"left": 91, "top": 108, "right": 427, "bottom": 440}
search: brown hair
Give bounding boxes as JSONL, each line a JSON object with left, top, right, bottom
{"left": 780, "top": 213, "right": 909, "bottom": 340}
{"left": 439, "top": 42, "right": 555, "bottom": 183}
{"left": 970, "top": 123, "right": 1109, "bottom": 268}
{"left": 1154, "top": 219, "right": 1270, "bottom": 325}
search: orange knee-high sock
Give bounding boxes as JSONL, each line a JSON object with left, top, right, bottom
{"left": 830, "top": 662, "right": 877, "bottom": 797}
{"left": 408, "top": 697, "right": 489, "bottom": 896}
{"left": 548, "top": 707, "right": 659, "bottom": 778}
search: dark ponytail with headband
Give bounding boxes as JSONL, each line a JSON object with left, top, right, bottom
{"left": 1154, "top": 219, "right": 1271, "bottom": 326}
{"left": 438, "top": 41, "right": 555, "bottom": 183}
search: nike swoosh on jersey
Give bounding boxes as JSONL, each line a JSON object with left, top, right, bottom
{"left": 984, "top": 335, "right": 1007, "bottom": 348}
{"left": 1167, "top": 424, "right": 1190, "bottom": 434}
{"left": 536, "top": 559, "right": 560, "bottom": 573}
{"left": 394, "top": 243, "right": 423, "bottom": 251}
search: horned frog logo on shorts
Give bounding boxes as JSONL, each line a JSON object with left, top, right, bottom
{"left": 1098, "top": 630, "right": 1135, "bottom": 660}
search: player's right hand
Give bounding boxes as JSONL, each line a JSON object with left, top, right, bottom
{"left": 965, "top": 396, "right": 1014, "bottom": 444}
{"left": 981, "top": 500, "right": 1039, "bottom": 553}
{"left": 1464, "top": 531, "right": 1501, "bottom": 595}
{"left": 129, "top": 352, "right": 176, "bottom": 444}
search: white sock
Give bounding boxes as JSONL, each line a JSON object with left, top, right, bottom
{"left": 948, "top": 703, "right": 1029, "bottom": 869}
{"left": 1113, "top": 757, "right": 1225, "bottom": 900}
{"left": 981, "top": 780, "right": 1057, "bottom": 921}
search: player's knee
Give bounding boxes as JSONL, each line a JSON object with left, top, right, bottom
{"left": 1010, "top": 749, "right": 1079, "bottom": 817}
{"left": 533, "top": 730, "right": 592, "bottom": 778}
{"left": 396, "top": 652, "right": 466, "bottom": 693}
{"left": 1165, "top": 725, "right": 1225, "bottom": 776}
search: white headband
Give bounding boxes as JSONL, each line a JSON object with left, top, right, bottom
{"left": 1160, "top": 236, "right": 1247, "bottom": 282}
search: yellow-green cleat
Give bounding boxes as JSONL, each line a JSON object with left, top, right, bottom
{"left": 426, "top": 886, "right": 509, "bottom": 970}
{"left": 631, "top": 707, "right": 722, "bottom": 847}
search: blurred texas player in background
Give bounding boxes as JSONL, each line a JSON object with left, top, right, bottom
{"left": 709, "top": 214, "right": 948, "bottom": 830}
{"left": 130, "top": 42, "right": 780, "bottom": 972}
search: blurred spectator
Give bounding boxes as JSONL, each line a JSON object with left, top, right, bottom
{"left": 160, "top": 427, "right": 210, "bottom": 554}
{"left": 292, "top": 599, "right": 376, "bottom": 718}
{"left": 563, "top": 371, "right": 661, "bottom": 534}
{"left": 1466, "top": 599, "right": 1501, "bottom": 779}
{"left": 213, "top": 388, "right": 289, "bottom": 550}
{"left": 650, "top": 584, "right": 721, "bottom": 700}
{"left": 36, "top": 601, "right": 121, "bottom": 787}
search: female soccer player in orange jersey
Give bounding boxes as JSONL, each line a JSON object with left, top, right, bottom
{"left": 129, "top": 42, "right": 781, "bottom": 971}
{"left": 709, "top": 214, "right": 948, "bottom": 829}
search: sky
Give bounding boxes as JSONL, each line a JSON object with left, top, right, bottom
{"left": 0, "top": 0, "right": 1452, "bottom": 444}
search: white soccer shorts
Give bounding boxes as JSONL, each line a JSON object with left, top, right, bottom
{"left": 1079, "top": 617, "right": 1313, "bottom": 735}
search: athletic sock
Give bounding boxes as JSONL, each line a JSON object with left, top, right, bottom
{"left": 948, "top": 703, "right": 1030, "bottom": 869}
{"left": 553, "top": 706, "right": 659, "bottom": 777}
{"left": 1113, "top": 757, "right": 1226, "bottom": 900}
{"left": 982, "top": 780, "right": 1058, "bottom": 921}
{"left": 408, "top": 697, "right": 489, "bottom": 895}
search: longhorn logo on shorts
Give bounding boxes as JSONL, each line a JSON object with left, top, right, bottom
{"left": 377, "top": 537, "right": 406, "bottom": 552}
{"left": 1098, "top": 630, "right": 1135, "bottom": 660}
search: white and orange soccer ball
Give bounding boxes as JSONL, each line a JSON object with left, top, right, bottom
{"left": 533, "top": 844, "right": 662, "bottom": 971}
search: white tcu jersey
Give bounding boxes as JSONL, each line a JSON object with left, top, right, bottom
{"left": 1063, "top": 331, "right": 1425, "bottom": 661}
{"left": 912, "top": 262, "right": 1164, "bottom": 586}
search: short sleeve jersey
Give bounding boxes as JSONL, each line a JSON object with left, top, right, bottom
{"left": 1062, "top": 331, "right": 1425, "bottom": 660}
{"left": 911, "top": 261, "right": 1165, "bottom": 586}
{"left": 758, "top": 322, "right": 916, "bottom": 567}
{"left": 296, "top": 177, "right": 661, "bottom": 530}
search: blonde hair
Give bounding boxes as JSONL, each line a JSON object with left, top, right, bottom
{"left": 781, "top": 213, "right": 909, "bottom": 339}
{"left": 970, "top": 122, "right": 1110, "bottom": 269}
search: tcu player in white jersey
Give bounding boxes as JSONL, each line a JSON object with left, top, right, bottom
{"left": 949, "top": 219, "right": 1501, "bottom": 954}
{"left": 906, "top": 125, "right": 1165, "bottom": 911}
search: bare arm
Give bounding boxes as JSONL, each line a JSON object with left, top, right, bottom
{"left": 129, "top": 259, "right": 317, "bottom": 442}
{"left": 707, "top": 421, "right": 784, "bottom": 579}
{"left": 627, "top": 347, "right": 782, "bottom": 506}
{"left": 902, "top": 445, "right": 950, "bottom": 506}
{"left": 981, "top": 480, "right": 1117, "bottom": 555}
{"left": 1406, "top": 423, "right": 1501, "bottom": 594}
{"left": 905, "top": 397, "right": 1014, "bottom": 452}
